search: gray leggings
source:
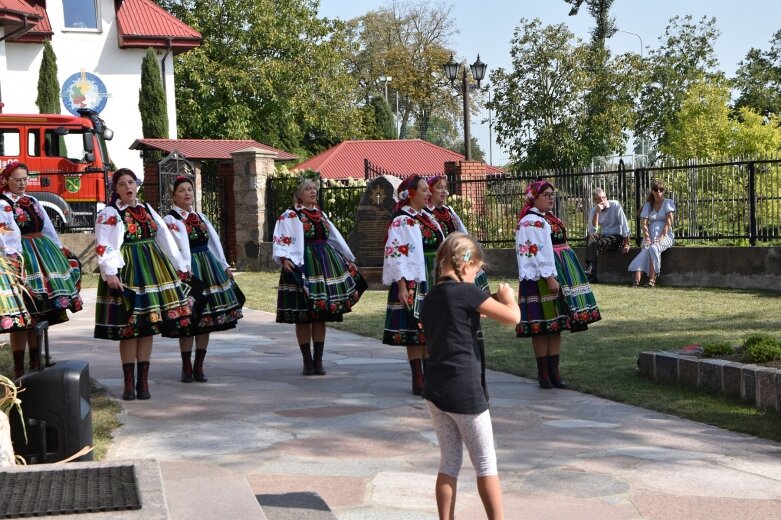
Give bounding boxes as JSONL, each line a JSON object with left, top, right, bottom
{"left": 426, "top": 400, "right": 498, "bottom": 478}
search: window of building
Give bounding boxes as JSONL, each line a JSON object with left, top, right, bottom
{"left": 62, "top": 0, "right": 100, "bottom": 31}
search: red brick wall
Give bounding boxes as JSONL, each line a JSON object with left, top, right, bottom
{"left": 445, "top": 160, "right": 487, "bottom": 214}
{"left": 218, "top": 162, "right": 237, "bottom": 264}
{"left": 142, "top": 161, "right": 159, "bottom": 209}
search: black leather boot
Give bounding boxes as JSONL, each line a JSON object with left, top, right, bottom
{"left": 28, "top": 348, "right": 40, "bottom": 372}
{"left": 410, "top": 359, "right": 424, "bottom": 396}
{"left": 136, "top": 361, "right": 151, "bottom": 400}
{"left": 193, "top": 349, "right": 208, "bottom": 382}
{"left": 535, "top": 356, "right": 553, "bottom": 389}
{"left": 299, "top": 343, "right": 314, "bottom": 375}
{"left": 313, "top": 342, "right": 326, "bottom": 375}
{"left": 181, "top": 351, "right": 193, "bottom": 383}
{"left": 12, "top": 350, "right": 25, "bottom": 380}
{"left": 122, "top": 363, "right": 136, "bottom": 400}
{"left": 548, "top": 355, "right": 568, "bottom": 388}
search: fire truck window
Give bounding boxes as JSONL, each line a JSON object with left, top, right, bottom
{"left": 0, "top": 129, "right": 21, "bottom": 157}
{"left": 63, "top": 0, "right": 99, "bottom": 30}
{"left": 27, "top": 130, "right": 41, "bottom": 157}
{"left": 44, "top": 129, "right": 87, "bottom": 162}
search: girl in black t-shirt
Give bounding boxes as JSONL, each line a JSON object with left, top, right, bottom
{"left": 420, "top": 232, "right": 520, "bottom": 520}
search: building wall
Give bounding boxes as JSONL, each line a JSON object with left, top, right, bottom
{"left": 0, "top": 0, "right": 178, "bottom": 177}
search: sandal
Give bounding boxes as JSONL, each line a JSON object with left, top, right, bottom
{"left": 631, "top": 281, "right": 640, "bottom": 288}
{"left": 645, "top": 279, "right": 656, "bottom": 287}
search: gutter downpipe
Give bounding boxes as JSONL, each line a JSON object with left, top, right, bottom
{"left": 160, "top": 38, "right": 174, "bottom": 93}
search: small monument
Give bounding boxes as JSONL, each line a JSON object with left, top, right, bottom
{"left": 347, "top": 175, "right": 401, "bottom": 267}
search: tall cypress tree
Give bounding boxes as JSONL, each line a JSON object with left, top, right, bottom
{"left": 36, "top": 41, "right": 61, "bottom": 114}
{"left": 139, "top": 48, "right": 169, "bottom": 138}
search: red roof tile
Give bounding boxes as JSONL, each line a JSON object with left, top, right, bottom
{"left": 0, "top": 0, "right": 41, "bottom": 34}
{"left": 130, "top": 139, "right": 297, "bottom": 161}
{"left": 6, "top": 0, "right": 51, "bottom": 43}
{"left": 295, "top": 140, "right": 505, "bottom": 180}
{"left": 115, "top": 0, "right": 201, "bottom": 54}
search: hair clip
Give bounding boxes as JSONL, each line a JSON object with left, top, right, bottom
{"left": 463, "top": 249, "right": 472, "bottom": 262}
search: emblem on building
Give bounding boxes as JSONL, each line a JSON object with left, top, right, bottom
{"left": 61, "top": 71, "right": 109, "bottom": 115}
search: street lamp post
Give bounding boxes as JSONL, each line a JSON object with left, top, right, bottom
{"left": 615, "top": 30, "right": 644, "bottom": 163}
{"left": 443, "top": 54, "right": 487, "bottom": 161}
{"left": 378, "top": 75, "right": 392, "bottom": 103}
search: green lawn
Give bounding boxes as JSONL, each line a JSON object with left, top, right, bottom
{"left": 235, "top": 271, "right": 781, "bottom": 442}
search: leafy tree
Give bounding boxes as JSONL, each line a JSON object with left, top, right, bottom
{"left": 452, "top": 137, "right": 485, "bottom": 162}
{"left": 36, "top": 41, "right": 60, "bottom": 114}
{"left": 155, "top": 0, "right": 363, "bottom": 156}
{"left": 488, "top": 19, "right": 590, "bottom": 169}
{"left": 344, "top": 1, "right": 464, "bottom": 141}
{"left": 734, "top": 30, "right": 781, "bottom": 117}
{"left": 139, "top": 48, "right": 169, "bottom": 138}
{"left": 636, "top": 15, "right": 723, "bottom": 157}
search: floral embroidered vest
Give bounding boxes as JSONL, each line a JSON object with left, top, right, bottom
{"left": 116, "top": 203, "right": 158, "bottom": 242}
{"left": 394, "top": 208, "right": 443, "bottom": 253}
{"left": 529, "top": 210, "right": 568, "bottom": 245}
{"left": 1, "top": 194, "right": 44, "bottom": 235}
{"left": 168, "top": 210, "right": 209, "bottom": 248}
{"left": 293, "top": 207, "right": 330, "bottom": 242}
{"left": 427, "top": 207, "right": 457, "bottom": 236}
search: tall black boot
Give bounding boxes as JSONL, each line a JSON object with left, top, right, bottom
{"left": 122, "top": 363, "right": 136, "bottom": 401}
{"left": 535, "top": 356, "right": 553, "bottom": 389}
{"left": 136, "top": 361, "right": 151, "bottom": 400}
{"left": 299, "top": 343, "right": 314, "bottom": 375}
{"left": 193, "top": 350, "right": 208, "bottom": 382}
{"left": 13, "top": 350, "right": 25, "bottom": 380}
{"left": 181, "top": 351, "right": 193, "bottom": 383}
{"left": 548, "top": 355, "right": 568, "bottom": 389}
{"left": 28, "top": 347, "right": 40, "bottom": 372}
{"left": 313, "top": 342, "right": 326, "bottom": 376}
{"left": 409, "top": 359, "right": 424, "bottom": 396}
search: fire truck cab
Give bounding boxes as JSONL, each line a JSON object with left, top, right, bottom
{"left": 0, "top": 108, "right": 114, "bottom": 228}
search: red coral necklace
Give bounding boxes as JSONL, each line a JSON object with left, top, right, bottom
{"left": 126, "top": 205, "right": 149, "bottom": 223}
{"left": 300, "top": 207, "right": 321, "bottom": 222}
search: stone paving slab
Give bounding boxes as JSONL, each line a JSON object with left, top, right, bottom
{"left": 43, "top": 289, "right": 781, "bottom": 519}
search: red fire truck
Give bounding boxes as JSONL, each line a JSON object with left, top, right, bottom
{"left": 0, "top": 108, "right": 114, "bottom": 228}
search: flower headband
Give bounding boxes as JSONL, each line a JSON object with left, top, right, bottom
{"left": 171, "top": 174, "right": 194, "bottom": 192}
{"left": 524, "top": 180, "right": 553, "bottom": 206}
{"left": 427, "top": 175, "right": 446, "bottom": 187}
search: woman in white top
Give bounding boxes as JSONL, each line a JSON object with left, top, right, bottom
{"left": 628, "top": 179, "right": 676, "bottom": 287}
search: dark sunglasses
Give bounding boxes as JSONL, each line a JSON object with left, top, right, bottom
{"left": 652, "top": 187, "right": 665, "bottom": 193}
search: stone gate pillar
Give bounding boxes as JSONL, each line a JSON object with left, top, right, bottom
{"left": 230, "top": 147, "right": 277, "bottom": 270}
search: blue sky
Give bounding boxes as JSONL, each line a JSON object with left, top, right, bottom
{"left": 318, "top": 1, "right": 781, "bottom": 164}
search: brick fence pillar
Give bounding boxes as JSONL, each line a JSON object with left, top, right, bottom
{"left": 230, "top": 147, "right": 277, "bottom": 270}
{"left": 444, "top": 160, "right": 487, "bottom": 214}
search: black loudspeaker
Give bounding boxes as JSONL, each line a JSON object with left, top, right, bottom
{"left": 9, "top": 360, "right": 93, "bottom": 464}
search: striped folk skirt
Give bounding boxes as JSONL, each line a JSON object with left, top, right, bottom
{"left": 21, "top": 232, "right": 82, "bottom": 326}
{"left": 94, "top": 238, "right": 192, "bottom": 340}
{"left": 162, "top": 245, "right": 243, "bottom": 337}
{"left": 516, "top": 243, "right": 601, "bottom": 337}
{"left": 276, "top": 241, "right": 366, "bottom": 324}
{"left": 382, "top": 250, "right": 436, "bottom": 346}
{"left": 0, "top": 255, "right": 32, "bottom": 332}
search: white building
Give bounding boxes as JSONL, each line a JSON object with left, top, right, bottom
{"left": 0, "top": 0, "right": 200, "bottom": 174}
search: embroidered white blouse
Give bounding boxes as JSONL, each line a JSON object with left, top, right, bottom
{"left": 426, "top": 205, "right": 469, "bottom": 234}
{"left": 382, "top": 206, "right": 434, "bottom": 286}
{"left": 515, "top": 211, "right": 557, "bottom": 281}
{"left": 3, "top": 193, "right": 62, "bottom": 247}
{"left": 163, "top": 205, "right": 230, "bottom": 271}
{"left": 0, "top": 206, "right": 23, "bottom": 256}
{"left": 94, "top": 202, "right": 189, "bottom": 280}
{"left": 271, "top": 205, "right": 355, "bottom": 267}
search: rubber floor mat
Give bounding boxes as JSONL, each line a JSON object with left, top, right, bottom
{"left": 0, "top": 465, "right": 141, "bottom": 518}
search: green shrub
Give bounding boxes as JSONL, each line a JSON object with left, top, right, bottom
{"left": 745, "top": 340, "right": 781, "bottom": 364}
{"left": 701, "top": 342, "right": 734, "bottom": 358}
{"left": 743, "top": 333, "right": 777, "bottom": 349}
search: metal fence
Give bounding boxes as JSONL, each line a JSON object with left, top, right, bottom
{"left": 269, "top": 157, "right": 781, "bottom": 247}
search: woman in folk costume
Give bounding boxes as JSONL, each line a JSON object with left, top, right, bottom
{"left": 515, "top": 180, "right": 600, "bottom": 389}
{"left": 273, "top": 178, "right": 366, "bottom": 376}
{"left": 0, "top": 204, "right": 33, "bottom": 352}
{"left": 94, "top": 168, "right": 192, "bottom": 401}
{"left": 162, "top": 176, "right": 244, "bottom": 383}
{"left": 382, "top": 174, "right": 445, "bottom": 395}
{"left": 0, "top": 161, "right": 82, "bottom": 379}
{"left": 424, "top": 175, "right": 490, "bottom": 292}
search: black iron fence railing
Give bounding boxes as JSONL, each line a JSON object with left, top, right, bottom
{"left": 266, "top": 157, "right": 781, "bottom": 247}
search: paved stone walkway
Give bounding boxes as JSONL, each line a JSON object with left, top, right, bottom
{"left": 49, "top": 289, "right": 781, "bottom": 519}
